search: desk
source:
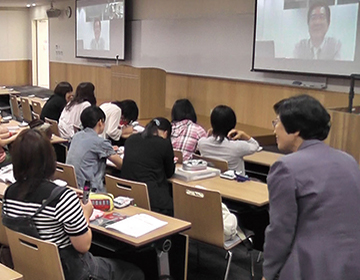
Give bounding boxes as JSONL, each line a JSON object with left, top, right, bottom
{"left": 0, "top": 88, "right": 20, "bottom": 95}
{"left": 172, "top": 176, "right": 268, "bottom": 207}
{"left": 244, "top": 150, "right": 283, "bottom": 181}
{"left": 0, "top": 263, "right": 23, "bottom": 280}
{"left": 90, "top": 206, "right": 190, "bottom": 247}
{"left": 244, "top": 150, "right": 283, "bottom": 167}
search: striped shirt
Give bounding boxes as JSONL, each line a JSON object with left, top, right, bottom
{"left": 2, "top": 181, "right": 88, "bottom": 249}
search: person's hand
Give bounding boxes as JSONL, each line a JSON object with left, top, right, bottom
{"left": 112, "top": 145, "right": 119, "bottom": 152}
{"left": 80, "top": 200, "right": 94, "bottom": 222}
{"left": 206, "top": 128, "right": 213, "bottom": 137}
{"left": 262, "top": 277, "right": 266, "bottom": 280}
{"left": 227, "top": 129, "right": 251, "bottom": 141}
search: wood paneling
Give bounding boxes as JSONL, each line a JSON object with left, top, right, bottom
{"left": 166, "top": 73, "right": 360, "bottom": 130}
{"left": 0, "top": 60, "right": 31, "bottom": 86}
{"left": 49, "top": 62, "right": 112, "bottom": 104}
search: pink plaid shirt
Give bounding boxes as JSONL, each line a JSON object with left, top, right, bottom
{"left": 171, "top": 119, "right": 207, "bottom": 160}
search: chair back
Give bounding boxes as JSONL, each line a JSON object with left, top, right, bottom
{"left": 0, "top": 263, "right": 23, "bottom": 280}
{"left": 31, "top": 100, "right": 42, "bottom": 115}
{"left": 20, "top": 98, "right": 33, "bottom": 123}
{"left": 192, "top": 154, "right": 228, "bottom": 173}
{"left": 173, "top": 149, "right": 183, "bottom": 164}
{"left": 9, "top": 95, "right": 21, "bottom": 121}
{"left": 105, "top": 174, "right": 150, "bottom": 210}
{"left": 0, "top": 201, "right": 9, "bottom": 246}
{"left": 32, "top": 112, "right": 40, "bottom": 120}
{"left": 45, "top": 117, "right": 60, "bottom": 137}
{"left": 54, "top": 162, "right": 78, "bottom": 188}
{"left": 5, "top": 228, "right": 65, "bottom": 280}
{"left": 173, "top": 182, "right": 224, "bottom": 248}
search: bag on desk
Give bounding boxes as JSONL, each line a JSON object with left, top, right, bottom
{"left": 2, "top": 186, "right": 64, "bottom": 238}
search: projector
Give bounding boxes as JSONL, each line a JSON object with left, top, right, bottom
{"left": 46, "top": 8, "right": 62, "bottom": 18}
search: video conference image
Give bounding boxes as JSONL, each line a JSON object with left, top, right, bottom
{"left": 253, "top": 0, "right": 360, "bottom": 76}
{"left": 76, "top": 0, "right": 125, "bottom": 60}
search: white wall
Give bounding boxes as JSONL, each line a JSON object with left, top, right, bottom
{"left": 30, "top": 0, "right": 358, "bottom": 93}
{"left": 0, "top": 9, "right": 31, "bottom": 60}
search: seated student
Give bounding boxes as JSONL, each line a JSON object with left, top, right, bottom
{"left": 66, "top": 106, "right": 122, "bottom": 191}
{"left": 99, "top": 100, "right": 139, "bottom": 143}
{"left": 198, "top": 105, "right": 259, "bottom": 175}
{"left": 121, "top": 118, "right": 175, "bottom": 216}
{"left": 2, "top": 129, "right": 144, "bottom": 280}
{"left": 0, "top": 121, "right": 18, "bottom": 168}
{"left": 171, "top": 99, "right": 206, "bottom": 160}
{"left": 40, "top": 81, "right": 73, "bottom": 121}
{"left": 58, "top": 82, "right": 96, "bottom": 140}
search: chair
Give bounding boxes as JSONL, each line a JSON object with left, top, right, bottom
{"left": 32, "top": 112, "right": 40, "bottom": 120}
{"left": 45, "top": 117, "right": 60, "bottom": 137}
{"left": 5, "top": 228, "right": 65, "bottom": 280}
{"left": 105, "top": 174, "right": 151, "bottom": 210}
{"left": 174, "top": 149, "right": 183, "bottom": 164}
{"left": 192, "top": 154, "right": 229, "bottom": 172}
{"left": 20, "top": 98, "right": 33, "bottom": 123}
{"left": 9, "top": 95, "right": 22, "bottom": 121}
{"left": 0, "top": 263, "right": 23, "bottom": 280}
{"left": 31, "top": 100, "right": 42, "bottom": 116}
{"left": 54, "top": 162, "right": 78, "bottom": 188}
{"left": 172, "top": 182, "right": 253, "bottom": 280}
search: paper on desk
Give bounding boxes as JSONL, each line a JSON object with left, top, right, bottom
{"left": 105, "top": 213, "right": 168, "bottom": 238}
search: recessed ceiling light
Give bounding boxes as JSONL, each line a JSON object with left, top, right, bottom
{"left": 32, "top": 3, "right": 36, "bottom": 6}
{"left": 26, "top": 4, "right": 31, "bottom": 7}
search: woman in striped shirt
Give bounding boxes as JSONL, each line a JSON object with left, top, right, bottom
{"left": 2, "top": 129, "right": 144, "bottom": 280}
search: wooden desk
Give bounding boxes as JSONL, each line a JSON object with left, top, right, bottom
{"left": 0, "top": 88, "right": 20, "bottom": 95}
{"left": 90, "top": 206, "right": 191, "bottom": 247}
{"left": 244, "top": 150, "right": 283, "bottom": 167}
{"left": 0, "top": 263, "right": 23, "bottom": 280}
{"left": 171, "top": 175, "right": 269, "bottom": 207}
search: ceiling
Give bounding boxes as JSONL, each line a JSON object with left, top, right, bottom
{"left": 0, "top": 0, "right": 67, "bottom": 8}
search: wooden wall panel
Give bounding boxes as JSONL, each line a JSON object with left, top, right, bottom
{"left": 50, "top": 62, "right": 111, "bottom": 105}
{"left": 166, "top": 73, "right": 360, "bottom": 130}
{"left": 0, "top": 60, "right": 31, "bottom": 86}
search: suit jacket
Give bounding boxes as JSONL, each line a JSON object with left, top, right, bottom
{"left": 263, "top": 140, "right": 360, "bottom": 280}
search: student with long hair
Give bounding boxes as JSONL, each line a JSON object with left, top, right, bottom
{"left": 171, "top": 99, "right": 206, "bottom": 160}
{"left": 121, "top": 118, "right": 175, "bottom": 215}
{"left": 58, "top": 82, "right": 96, "bottom": 139}
{"left": 2, "top": 129, "right": 144, "bottom": 280}
{"left": 40, "top": 81, "right": 73, "bottom": 121}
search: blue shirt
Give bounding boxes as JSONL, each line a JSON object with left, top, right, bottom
{"left": 66, "top": 127, "right": 115, "bottom": 192}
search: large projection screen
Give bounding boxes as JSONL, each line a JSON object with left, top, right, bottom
{"left": 76, "top": 0, "right": 125, "bottom": 60}
{"left": 252, "top": 0, "right": 360, "bottom": 77}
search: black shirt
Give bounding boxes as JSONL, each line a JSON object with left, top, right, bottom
{"left": 121, "top": 133, "right": 175, "bottom": 211}
{"left": 40, "top": 94, "right": 67, "bottom": 121}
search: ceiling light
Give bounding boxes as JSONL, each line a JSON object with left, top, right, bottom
{"left": 32, "top": 3, "right": 36, "bottom": 6}
{"left": 26, "top": 4, "right": 31, "bottom": 7}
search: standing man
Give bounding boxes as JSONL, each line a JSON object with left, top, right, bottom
{"left": 293, "top": 2, "right": 341, "bottom": 60}
{"left": 262, "top": 95, "right": 360, "bottom": 280}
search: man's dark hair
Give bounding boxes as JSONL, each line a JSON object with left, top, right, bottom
{"left": 274, "top": 94, "right": 331, "bottom": 141}
{"left": 171, "top": 99, "right": 197, "bottom": 123}
{"left": 142, "top": 117, "right": 172, "bottom": 139}
{"left": 307, "top": 1, "right": 331, "bottom": 24}
{"left": 66, "top": 82, "right": 96, "bottom": 110}
{"left": 54, "top": 81, "right": 73, "bottom": 98}
{"left": 210, "top": 105, "right": 236, "bottom": 143}
{"left": 112, "top": 100, "right": 139, "bottom": 123}
{"left": 81, "top": 106, "right": 106, "bottom": 129}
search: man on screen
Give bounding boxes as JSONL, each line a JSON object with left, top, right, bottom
{"left": 293, "top": 2, "right": 341, "bottom": 60}
{"left": 90, "top": 18, "right": 105, "bottom": 50}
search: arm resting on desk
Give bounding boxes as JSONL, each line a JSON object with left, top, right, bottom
{"left": 108, "top": 154, "right": 123, "bottom": 169}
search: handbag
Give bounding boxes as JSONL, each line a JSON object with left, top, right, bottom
{"left": 2, "top": 186, "right": 64, "bottom": 238}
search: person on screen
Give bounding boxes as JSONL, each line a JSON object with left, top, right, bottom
{"left": 293, "top": 2, "right": 341, "bottom": 60}
{"left": 90, "top": 18, "right": 105, "bottom": 50}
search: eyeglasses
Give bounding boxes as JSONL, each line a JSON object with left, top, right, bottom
{"left": 272, "top": 118, "right": 280, "bottom": 128}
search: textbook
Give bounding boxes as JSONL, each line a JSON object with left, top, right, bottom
{"left": 173, "top": 166, "right": 221, "bottom": 182}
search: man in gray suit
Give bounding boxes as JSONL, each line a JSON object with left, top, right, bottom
{"left": 262, "top": 95, "right": 360, "bottom": 280}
